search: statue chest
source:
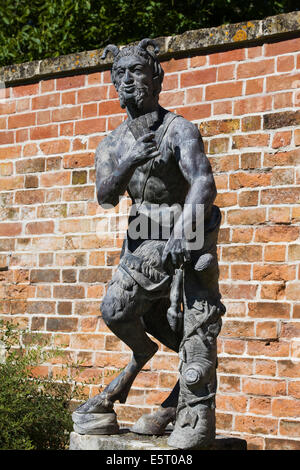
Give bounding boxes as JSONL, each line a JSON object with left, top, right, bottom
{"left": 128, "top": 148, "right": 187, "bottom": 204}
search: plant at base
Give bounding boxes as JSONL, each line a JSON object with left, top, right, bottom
{"left": 0, "top": 320, "right": 86, "bottom": 450}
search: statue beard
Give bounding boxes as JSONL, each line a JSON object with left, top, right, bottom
{"left": 118, "top": 85, "right": 150, "bottom": 110}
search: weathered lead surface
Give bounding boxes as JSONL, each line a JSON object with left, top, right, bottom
{"left": 1, "top": 11, "right": 299, "bottom": 84}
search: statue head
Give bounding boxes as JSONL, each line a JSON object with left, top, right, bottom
{"left": 101, "top": 39, "right": 164, "bottom": 110}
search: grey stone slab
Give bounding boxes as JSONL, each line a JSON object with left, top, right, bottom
{"left": 69, "top": 430, "right": 247, "bottom": 450}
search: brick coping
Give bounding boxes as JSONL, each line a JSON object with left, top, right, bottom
{"left": 1, "top": 10, "right": 300, "bottom": 86}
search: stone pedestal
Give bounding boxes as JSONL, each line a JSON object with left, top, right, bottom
{"left": 69, "top": 429, "right": 247, "bottom": 450}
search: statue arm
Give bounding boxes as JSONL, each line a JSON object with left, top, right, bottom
{"left": 95, "top": 140, "right": 136, "bottom": 207}
{"left": 162, "top": 121, "right": 217, "bottom": 268}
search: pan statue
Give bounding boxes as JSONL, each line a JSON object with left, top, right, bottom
{"left": 72, "top": 39, "right": 226, "bottom": 450}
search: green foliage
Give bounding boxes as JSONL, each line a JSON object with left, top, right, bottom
{"left": 0, "top": 0, "right": 299, "bottom": 66}
{"left": 0, "top": 320, "right": 85, "bottom": 450}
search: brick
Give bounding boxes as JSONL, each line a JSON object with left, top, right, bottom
{"left": 260, "top": 283, "right": 286, "bottom": 300}
{"left": 265, "top": 438, "right": 300, "bottom": 450}
{"left": 220, "top": 283, "right": 257, "bottom": 299}
{"left": 232, "top": 133, "right": 269, "bottom": 149}
{"left": 272, "top": 398, "right": 300, "bottom": 418}
{"left": 231, "top": 264, "right": 251, "bottom": 281}
{"left": 255, "top": 226, "right": 299, "bottom": 242}
{"left": 280, "top": 420, "right": 300, "bottom": 438}
{"left": 0, "top": 162, "right": 13, "bottom": 176}
{"left": 215, "top": 192, "right": 237, "bottom": 208}
{"left": 27, "top": 301, "right": 55, "bottom": 315}
{"left": 230, "top": 172, "right": 271, "bottom": 189}
{"left": 218, "top": 375, "right": 241, "bottom": 393}
{"left": 222, "top": 245, "right": 262, "bottom": 262}
{"left": 0, "top": 175, "right": 24, "bottom": 191}
{"left": 272, "top": 131, "right": 292, "bottom": 149}
{"left": 218, "top": 357, "right": 253, "bottom": 375}
{"left": 245, "top": 78, "right": 264, "bottom": 95}
{"left": 265, "top": 38, "right": 300, "bottom": 57}
{"left": 234, "top": 96, "right": 272, "bottom": 115}
{"left": 241, "top": 115, "right": 261, "bottom": 132}
{"left": 288, "top": 381, "right": 300, "bottom": 399}
{"left": 0, "top": 223, "right": 22, "bottom": 236}
{"left": 8, "top": 112, "right": 36, "bottom": 129}
{"left": 255, "top": 359, "right": 276, "bottom": 377}
{"left": 221, "top": 320, "right": 254, "bottom": 338}
{"left": 286, "top": 283, "right": 300, "bottom": 300}
{"left": 159, "top": 91, "right": 184, "bottom": 107}
{"left": 30, "top": 269, "right": 60, "bottom": 283}
{"left": 242, "top": 377, "right": 285, "bottom": 396}
{"left": 79, "top": 268, "right": 112, "bottom": 283}
{"left": 12, "top": 83, "right": 39, "bottom": 97}
{"left": 227, "top": 208, "right": 265, "bottom": 225}
{"left": 253, "top": 264, "right": 295, "bottom": 282}
{"left": 32, "top": 94, "right": 60, "bottom": 110}
{"left": 0, "top": 131, "right": 15, "bottom": 147}
{"left": 223, "top": 338, "right": 245, "bottom": 354}
{"left": 15, "top": 189, "right": 45, "bottom": 205}
{"left": 63, "top": 152, "right": 94, "bottom": 169}
{"left": 180, "top": 68, "right": 217, "bottom": 88}
{"left": 288, "top": 245, "right": 300, "bottom": 261}
{"left": 162, "top": 58, "right": 188, "bottom": 73}
{"left": 249, "top": 397, "right": 271, "bottom": 415}
{"left": 52, "top": 106, "right": 81, "bottom": 122}
{"left": 53, "top": 285, "right": 85, "bottom": 299}
{"left": 205, "top": 82, "right": 243, "bottom": 100}
{"left": 278, "top": 360, "right": 300, "bottom": 378}
{"left": 46, "top": 317, "right": 78, "bottom": 332}
{"left": 36, "top": 109, "right": 50, "bottom": 125}
{"left": 30, "top": 124, "right": 58, "bottom": 140}
{"left": 268, "top": 206, "right": 290, "bottom": 224}
{"left": 56, "top": 75, "right": 85, "bottom": 90}
{"left": 217, "top": 64, "right": 235, "bottom": 81}
{"left": 63, "top": 186, "right": 94, "bottom": 201}
{"left": 40, "top": 139, "right": 70, "bottom": 155}
{"left": 248, "top": 302, "right": 290, "bottom": 319}
{"left": 247, "top": 340, "right": 289, "bottom": 357}
{"left": 175, "top": 104, "right": 211, "bottom": 121}
{"left": 41, "top": 171, "right": 71, "bottom": 187}
{"left": 235, "top": 415, "right": 278, "bottom": 435}
{"left": 209, "top": 49, "right": 245, "bottom": 65}
{"left": 213, "top": 100, "right": 232, "bottom": 115}
{"left": 241, "top": 152, "right": 261, "bottom": 170}
{"left": 264, "top": 111, "right": 300, "bottom": 130}
{"left": 199, "top": 119, "right": 239, "bottom": 136}
{"left": 16, "top": 158, "right": 45, "bottom": 174}
{"left": 26, "top": 221, "right": 54, "bottom": 235}
{"left": 75, "top": 118, "right": 106, "bottom": 134}
{"left": 216, "top": 394, "right": 247, "bottom": 413}
{"left": 264, "top": 245, "right": 286, "bottom": 262}
{"left": 216, "top": 412, "right": 233, "bottom": 431}
{"left": 208, "top": 137, "right": 229, "bottom": 154}
{"left": 238, "top": 190, "right": 258, "bottom": 207}
{"left": 237, "top": 59, "right": 274, "bottom": 78}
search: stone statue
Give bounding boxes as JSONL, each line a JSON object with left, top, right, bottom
{"left": 72, "top": 39, "right": 226, "bottom": 450}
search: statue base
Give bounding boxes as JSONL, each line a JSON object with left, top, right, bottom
{"left": 69, "top": 429, "right": 247, "bottom": 450}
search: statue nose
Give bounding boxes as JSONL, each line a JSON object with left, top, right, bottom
{"left": 124, "top": 69, "right": 133, "bottom": 83}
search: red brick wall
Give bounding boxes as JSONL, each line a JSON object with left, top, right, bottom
{"left": 1, "top": 36, "right": 300, "bottom": 450}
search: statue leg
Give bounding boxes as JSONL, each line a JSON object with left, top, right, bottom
{"left": 167, "top": 264, "right": 225, "bottom": 449}
{"left": 132, "top": 297, "right": 182, "bottom": 435}
{"left": 72, "top": 268, "right": 160, "bottom": 434}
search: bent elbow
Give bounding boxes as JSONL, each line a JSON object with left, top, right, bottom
{"left": 97, "top": 189, "right": 118, "bottom": 208}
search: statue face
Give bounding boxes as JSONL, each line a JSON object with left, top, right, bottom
{"left": 114, "top": 55, "right": 155, "bottom": 110}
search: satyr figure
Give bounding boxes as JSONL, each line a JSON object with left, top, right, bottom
{"left": 72, "top": 39, "right": 226, "bottom": 449}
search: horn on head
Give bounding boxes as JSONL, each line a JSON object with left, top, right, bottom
{"left": 101, "top": 44, "right": 120, "bottom": 60}
{"left": 137, "top": 38, "right": 160, "bottom": 55}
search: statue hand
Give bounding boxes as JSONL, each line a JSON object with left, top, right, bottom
{"left": 162, "top": 238, "right": 191, "bottom": 273}
{"left": 127, "top": 132, "right": 160, "bottom": 167}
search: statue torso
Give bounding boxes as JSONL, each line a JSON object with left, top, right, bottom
{"left": 113, "top": 112, "right": 189, "bottom": 207}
